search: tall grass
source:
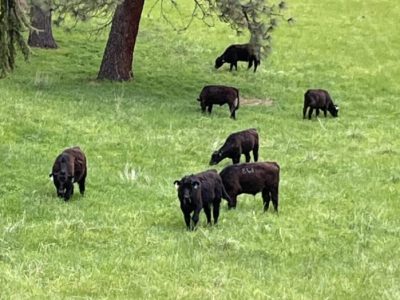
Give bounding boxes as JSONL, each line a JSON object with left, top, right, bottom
{"left": 0, "top": 0, "right": 399, "bottom": 298}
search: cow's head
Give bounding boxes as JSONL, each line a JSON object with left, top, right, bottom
{"left": 329, "top": 103, "right": 339, "bottom": 117}
{"left": 174, "top": 176, "right": 200, "bottom": 206}
{"left": 215, "top": 56, "right": 224, "bottom": 69}
{"left": 209, "top": 151, "right": 223, "bottom": 165}
{"left": 50, "top": 155, "right": 74, "bottom": 198}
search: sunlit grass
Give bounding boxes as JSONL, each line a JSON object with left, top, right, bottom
{"left": 0, "top": 0, "right": 399, "bottom": 298}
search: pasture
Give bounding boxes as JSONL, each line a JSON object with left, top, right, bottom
{"left": 1, "top": 0, "right": 399, "bottom": 298}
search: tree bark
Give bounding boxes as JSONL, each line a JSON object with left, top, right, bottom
{"left": 28, "top": 3, "right": 57, "bottom": 49}
{"left": 97, "top": 0, "right": 145, "bottom": 81}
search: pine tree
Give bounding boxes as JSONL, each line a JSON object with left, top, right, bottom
{"left": 0, "top": 0, "right": 30, "bottom": 78}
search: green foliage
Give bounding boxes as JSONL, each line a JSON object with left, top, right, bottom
{"left": 51, "top": 0, "right": 121, "bottom": 26}
{"left": 0, "top": 0, "right": 30, "bottom": 78}
{"left": 1, "top": 0, "right": 290, "bottom": 77}
{"left": 1, "top": 0, "right": 400, "bottom": 298}
{"left": 213, "top": 0, "right": 290, "bottom": 57}
{"left": 151, "top": 0, "right": 291, "bottom": 58}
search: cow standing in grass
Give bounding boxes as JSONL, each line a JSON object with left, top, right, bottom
{"left": 220, "top": 162, "right": 280, "bottom": 211}
{"left": 49, "top": 147, "right": 87, "bottom": 201}
{"left": 210, "top": 128, "right": 259, "bottom": 165}
{"left": 197, "top": 85, "right": 240, "bottom": 119}
{"left": 215, "top": 44, "right": 260, "bottom": 72}
{"left": 303, "top": 89, "right": 339, "bottom": 119}
{"left": 174, "top": 170, "right": 231, "bottom": 230}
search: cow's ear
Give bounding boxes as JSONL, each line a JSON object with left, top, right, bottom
{"left": 336, "top": 105, "right": 340, "bottom": 111}
{"left": 174, "top": 180, "right": 181, "bottom": 190}
{"left": 49, "top": 173, "right": 53, "bottom": 177}
{"left": 192, "top": 181, "right": 200, "bottom": 189}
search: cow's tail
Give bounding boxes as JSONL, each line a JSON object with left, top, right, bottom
{"left": 234, "top": 88, "right": 240, "bottom": 110}
{"left": 221, "top": 183, "right": 232, "bottom": 205}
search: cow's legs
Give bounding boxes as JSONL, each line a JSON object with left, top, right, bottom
{"left": 228, "top": 192, "right": 238, "bottom": 209}
{"left": 262, "top": 188, "right": 271, "bottom": 212}
{"left": 234, "top": 61, "right": 238, "bottom": 71}
{"left": 271, "top": 187, "right": 279, "bottom": 213}
{"left": 316, "top": 109, "right": 320, "bottom": 117}
{"left": 191, "top": 207, "right": 201, "bottom": 230}
{"left": 253, "top": 60, "right": 259, "bottom": 72}
{"left": 303, "top": 105, "right": 308, "bottom": 119}
{"left": 248, "top": 59, "right": 253, "bottom": 69}
{"left": 207, "top": 105, "right": 213, "bottom": 114}
{"left": 213, "top": 200, "right": 221, "bottom": 225}
{"left": 183, "top": 213, "right": 191, "bottom": 230}
{"left": 201, "top": 103, "right": 206, "bottom": 113}
{"left": 323, "top": 108, "right": 327, "bottom": 117}
{"left": 203, "top": 205, "right": 212, "bottom": 224}
{"left": 229, "top": 63, "right": 234, "bottom": 71}
{"left": 253, "top": 145, "right": 259, "bottom": 162}
{"left": 308, "top": 107, "right": 314, "bottom": 119}
{"left": 229, "top": 104, "right": 237, "bottom": 119}
{"left": 78, "top": 171, "right": 86, "bottom": 196}
{"left": 244, "top": 152, "right": 251, "bottom": 162}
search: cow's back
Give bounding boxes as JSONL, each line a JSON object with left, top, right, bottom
{"left": 200, "top": 85, "right": 238, "bottom": 105}
{"left": 221, "top": 162, "right": 279, "bottom": 195}
{"left": 226, "top": 129, "right": 258, "bottom": 152}
{"left": 224, "top": 44, "right": 255, "bottom": 61}
{"left": 62, "top": 147, "right": 87, "bottom": 181}
{"left": 305, "top": 89, "right": 330, "bottom": 107}
{"left": 240, "top": 129, "right": 258, "bottom": 151}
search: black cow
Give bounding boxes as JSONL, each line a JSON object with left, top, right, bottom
{"left": 210, "top": 128, "right": 259, "bottom": 165}
{"left": 49, "top": 147, "right": 87, "bottom": 201}
{"left": 174, "top": 170, "right": 231, "bottom": 230}
{"left": 220, "top": 162, "right": 280, "bottom": 211}
{"left": 215, "top": 43, "right": 260, "bottom": 72}
{"left": 197, "top": 85, "right": 239, "bottom": 119}
{"left": 303, "top": 89, "right": 339, "bottom": 119}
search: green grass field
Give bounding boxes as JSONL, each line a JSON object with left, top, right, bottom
{"left": 1, "top": 0, "right": 399, "bottom": 298}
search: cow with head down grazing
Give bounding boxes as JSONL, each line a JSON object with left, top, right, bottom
{"left": 197, "top": 85, "right": 240, "bottom": 119}
{"left": 174, "top": 169, "right": 231, "bottom": 230}
{"left": 303, "top": 89, "right": 339, "bottom": 119}
{"left": 215, "top": 43, "right": 260, "bottom": 72}
{"left": 210, "top": 128, "right": 259, "bottom": 165}
{"left": 49, "top": 147, "right": 87, "bottom": 201}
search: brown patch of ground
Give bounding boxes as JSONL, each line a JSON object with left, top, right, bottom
{"left": 241, "top": 97, "right": 274, "bottom": 106}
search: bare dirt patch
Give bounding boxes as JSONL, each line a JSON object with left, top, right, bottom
{"left": 241, "top": 97, "right": 274, "bottom": 106}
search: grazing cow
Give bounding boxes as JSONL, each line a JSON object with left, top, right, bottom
{"left": 303, "top": 89, "right": 339, "bottom": 119}
{"left": 197, "top": 85, "right": 240, "bottom": 119}
{"left": 210, "top": 128, "right": 259, "bottom": 165}
{"left": 220, "top": 162, "right": 280, "bottom": 211}
{"left": 215, "top": 43, "right": 260, "bottom": 72}
{"left": 49, "top": 147, "right": 87, "bottom": 201}
{"left": 174, "top": 170, "right": 231, "bottom": 230}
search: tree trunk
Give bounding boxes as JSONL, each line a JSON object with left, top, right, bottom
{"left": 28, "top": 3, "right": 57, "bottom": 48}
{"left": 97, "top": 0, "right": 145, "bottom": 81}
